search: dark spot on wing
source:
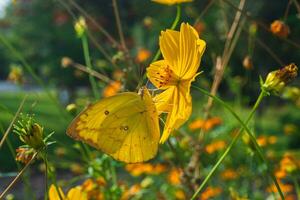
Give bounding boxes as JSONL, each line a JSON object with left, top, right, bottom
{"left": 104, "top": 110, "right": 109, "bottom": 115}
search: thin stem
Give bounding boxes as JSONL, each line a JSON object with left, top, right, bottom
{"left": 42, "top": 151, "right": 63, "bottom": 200}
{"left": 151, "top": 5, "right": 181, "bottom": 63}
{"left": 190, "top": 86, "right": 284, "bottom": 200}
{"left": 0, "top": 95, "right": 27, "bottom": 148}
{"left": 81, "top": 33, "right": 100, "bottom": 99}
{"left": 112, "top": 0, "right": 128, "bottom": 52}
{"left": 0, "top": 152, "right": 38, "bottom": 199}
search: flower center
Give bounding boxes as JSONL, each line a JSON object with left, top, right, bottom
{"left": 152, "top": 65, "right": 178, "bottom": 88}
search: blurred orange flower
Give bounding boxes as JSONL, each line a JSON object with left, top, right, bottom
{"left": 103, "top": 81, "right": 122, "bottom": 97}
{"left": 270, "top": 20, "right": 290, "bottom": 38}
{"left": 136, "top": 48, "right": 151, "bottom": 63}
{"left": 152, "top": 0, "right": 193, "bottom": 5}
{"left": 81, "top": 178, "right": 106, "bottom": 200}
{"left": 121, "top": 184, "right": 141, "bottom": 200}
{"left": 125, "top": 163, "right": 167, "bottom": 176}
{"left": 205, "top": 140, "right": 226, "bottom": 154}
{"left": 221, "top": 168, "right": 239, "bottom": 180}
{"left": 267, "top": 181, "right": 293, "bottom": 194}
{"left": 200, "top": 186, "right": 222, "bottom": 200}
{"left": 189, "top": 117, "right": 222, "bottom": 132}
{"left": 168, "top": 168, "right": 182, "bottom": 185}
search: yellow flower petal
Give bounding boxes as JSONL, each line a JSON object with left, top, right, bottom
{"left": 159, "top": 23, "right": 205, "bottom": 79}
{"left": 147, "top": 60, "right": 179, "bottom": 89}
{"left": 67, "top": 186, "right": 87, "bottom": 200}
{"left": 49, "top": 184, "right": 66, "bottom": 200}
{"left": 159, "top": 85, "right": 192, "bottom": 143}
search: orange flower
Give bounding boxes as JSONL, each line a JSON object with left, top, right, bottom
{"left": 205, "top": 140, "right": 226, "bottom": 154}
{"left": 270, "top": 20, "right": 290, "bottom": 38}
{"left": 275, "top": 168, "right": 287, "bottom": 179}
{"left": 200, "top": 186, "right": 222, "bottom": 200}
{"left": 125, "top": 163, "right": 167, "bottom": 176}
{"left": 81, "top": 178, "right": 105, "bottom": 200}
{"left": 188, "top": 117, "right": 222, "bottom": 131}
{"left": 168, "top": 168, "right": 182, "bottom": 185}
{"left": 15, "top": 147, "right": 34, "bottom": 164}
{"left": 280, "top": 153, "right": 298, "bottom": 173}
{"left": 257, "top": 136, "right": 268, "bottom": 147}
{"left": 221, "top": 168, "right": 239, "bottom": 180}
{"left": 136, "top": 48, "right": 151, "bottom": 63}
{"left": 102, "top": 81, "right": 122, "bottom": 97}
{"left": 121, "top": 184, "right": 141, "bottom": 200}
{"left": 267, "top": 181, "right": 293, "bottom": 194}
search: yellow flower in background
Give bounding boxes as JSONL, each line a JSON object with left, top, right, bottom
{"left": 49, "top": 184, "right": 87, "bottom": 200}
{"left": 152, "top": 0, "right": 193, "bottom": 5}
{"left": 147, "top": 23, "right": 206, "bottom": 143}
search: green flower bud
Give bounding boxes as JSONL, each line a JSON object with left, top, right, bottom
{"left": 74, "top": 16, "right": 87, "bottom": 38}
{"left": 262, "top": 63, "right": 298, "bottom": 95}
{"left": 14, "top": 114, "right": 45, "bottom": 150}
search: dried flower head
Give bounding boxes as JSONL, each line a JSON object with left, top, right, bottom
{"left": 262, "top": 63, "right": 298, "bottom": 95}
{"left": 15, "top": 147, "right": 35, "bottom": 164}
{"left": 270, "top": 20, "right": 290, "bottom": 38}
{"left": 243, "top": 55, "right": 253, "bottom": 70}
{"left": 61, "top": 57, "right": 73, "bottom": 68}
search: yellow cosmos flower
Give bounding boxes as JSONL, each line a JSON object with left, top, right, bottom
{"left": 152, "top": 0, "right": 193, "bottom": 5}
{"left": 49, "top": 184, "right": 87, "bottom": 200}
{"left": 147, "top": 23, "right": 206, "bottom": 143}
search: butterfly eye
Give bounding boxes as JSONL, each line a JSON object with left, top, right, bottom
{"left": 104, "top": 110, "right": 109, "bottom": 115}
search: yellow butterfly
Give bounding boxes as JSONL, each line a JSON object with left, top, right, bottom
{"left": 67, "top": 87, "right": 160, "bottom": 163}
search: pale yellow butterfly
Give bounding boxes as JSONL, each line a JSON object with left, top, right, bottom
{"left": 67, "top": 87, "right": 160, "bottom": 163}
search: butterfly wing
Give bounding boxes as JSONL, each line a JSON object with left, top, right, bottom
{"left": 67, "top": 89, "right": 160, "bottom": 163}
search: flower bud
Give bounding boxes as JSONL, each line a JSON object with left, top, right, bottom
{"left": 61, "top": 57, "right": 73, "bottom": 68}
{"left": 74, "top": 16, "right": 87, "bottom": 38}
{"left": 13, "top": 114, "right": 45, "bottom": 150}
{"left": 262, "top": 63, "right": 298, "bottom": 95}
{"left": 66, "top": 103, "right": 77, "bottom": 115}
{"left": 270, "top": 20, "right": 290, "bottom": 38}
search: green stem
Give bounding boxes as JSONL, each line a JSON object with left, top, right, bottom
{"left": 81, "top": 33, "right": 100, "bottom": 99}
{"left": 190, "top": 86, "right": 284, "bottom": 200}
{"left": 42, "top": 151, "right": 63, "bottom": 200}
{"left": 137, "top": 4, "right": 181, "bottom": 89}
{"left": 151, "top": 5, "right": 181, "bottom": 63}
